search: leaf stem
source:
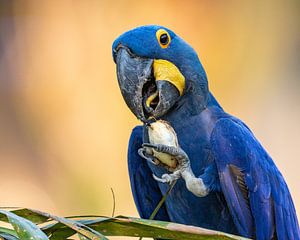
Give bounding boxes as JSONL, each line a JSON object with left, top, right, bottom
{"left": 110, "top": 188, "right": 116, "bottom": 217}
{"left": 139, "top": 180, "right": 177, "bottom": 240}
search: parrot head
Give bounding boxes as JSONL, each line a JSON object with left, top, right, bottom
{"left": 113, "top": 25, "right": 208, "bottom": 122}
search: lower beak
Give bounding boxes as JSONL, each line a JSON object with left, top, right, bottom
{"left": 144, "top": 80, "right": 179, "bottom": 119}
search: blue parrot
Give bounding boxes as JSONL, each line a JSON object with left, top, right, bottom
{"left": 112, "top": 25, "right": 300, "bottom": 239}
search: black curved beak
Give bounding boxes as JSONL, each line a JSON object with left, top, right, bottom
{"left": 115, "top": 45, "right": 180, "bottom": 122}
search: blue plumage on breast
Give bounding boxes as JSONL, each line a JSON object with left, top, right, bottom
{"left": 145, "top": 107, "right": 238, "bottom": 234}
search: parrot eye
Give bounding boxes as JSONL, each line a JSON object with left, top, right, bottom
{"left": 160, "top": 34, "right": 169, "bottom": 45}
{"left": 156, "top": 29, "right": 171, "bottom": 48}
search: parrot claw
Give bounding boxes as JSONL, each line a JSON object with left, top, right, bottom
{"left": 142, "top": 143, "right": 188, "bottom": 159}
{"left": 153, "top": 174, "right": 168, "bottom": 183}
{"left": 142, "top": 143, "right": 189, "bottom": 170}
{"left": 138, "top": 148, "right": 159, "bottom": 165}
{"left": 153, "top": 171, "right": 181, "bottom": 185}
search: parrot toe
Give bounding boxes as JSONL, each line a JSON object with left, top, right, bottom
{"left": 153, "top": 172, "right": 181, "bottom": 185}
{"left": 138, "top": 148, "right": 160, "bottom": 165}
{"left": 142, "top": 143, "right": 189, "bottom": 169}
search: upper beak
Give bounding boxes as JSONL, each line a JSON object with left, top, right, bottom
{"left": 115, "top": 46, "right": 153, "bottom": 121}
{"left": 115, "top": 45, "right": 182, "bottom": 122}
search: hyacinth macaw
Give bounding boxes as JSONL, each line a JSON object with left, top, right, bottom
{"left": 112, "top": 25, "right": 300, "bottom": 239}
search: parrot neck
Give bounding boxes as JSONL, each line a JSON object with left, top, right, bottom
{"left": 161, "top": 48, "right": 223, "bottom": 124}
{"left": 162, "top": 91, "right": 222, "bottom": 124}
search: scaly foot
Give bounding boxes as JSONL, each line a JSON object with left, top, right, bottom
{"left": 140, "top": 143, "right": 209, "bottom": 197}
{"left": 140, "top": 143, "right": 190, "bottom": 182}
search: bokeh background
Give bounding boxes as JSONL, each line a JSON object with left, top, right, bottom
{"left": 0, "top": 0, "right": 299, "bottom": 228}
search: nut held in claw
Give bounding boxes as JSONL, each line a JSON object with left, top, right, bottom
{"left": 147, "top": 120, "right": 178, "bottom": 169}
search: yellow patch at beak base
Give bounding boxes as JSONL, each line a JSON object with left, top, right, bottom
{"left": 153, "top": 59, "right": 185, "bottom": 96}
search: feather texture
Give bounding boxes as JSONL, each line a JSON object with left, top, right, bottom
{"left": 211, "top": 118, "right": 299, "bottom": 239}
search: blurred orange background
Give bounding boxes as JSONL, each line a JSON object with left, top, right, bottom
{"left": 0, "top": 0, "right": 299, "bottom": 223}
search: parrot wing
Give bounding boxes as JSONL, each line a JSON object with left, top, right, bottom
{"left": 128, "top": 126, "right": 170, "bottom": 221}
{"left": 210, "top": 117, "right": 299, "bottom": 240}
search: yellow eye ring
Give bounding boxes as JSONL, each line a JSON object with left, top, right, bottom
{"left": 156, "top": 29, "right": 171, "bottom": 48}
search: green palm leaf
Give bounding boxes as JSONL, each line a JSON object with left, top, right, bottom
{"left": 0, "top": 210, "right": 48, "bottom": 240}
{"left": 0, "top": 208, "right": 251, "bottom": 240}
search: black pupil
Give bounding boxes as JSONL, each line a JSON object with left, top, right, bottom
{"left": 160, "top": 33, "right": 169, "bottom": 45}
